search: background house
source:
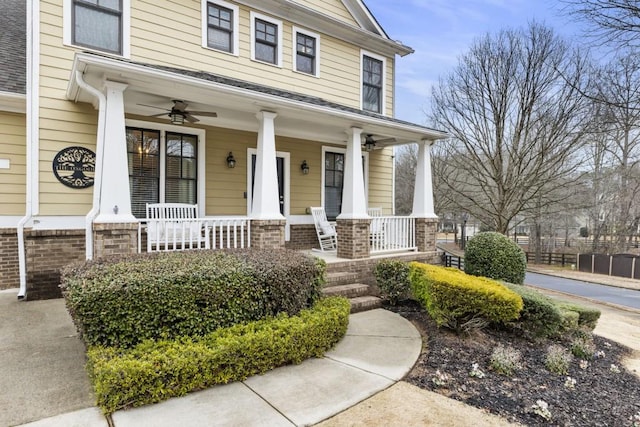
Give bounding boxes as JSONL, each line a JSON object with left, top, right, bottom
{"left": 0, "top": 0, "right": 445, "bottom": 299}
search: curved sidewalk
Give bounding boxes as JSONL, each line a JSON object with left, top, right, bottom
{"left": 19, "top": 309, "right": 422, "bottom": 427}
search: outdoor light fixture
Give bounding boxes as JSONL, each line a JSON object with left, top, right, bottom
{"left": 170, "top": 111, "right": 185, "bottom": 125}
{"left": 226, "top": 152, "right": 236, "bottom": 168}
{"left": 364, "top": 134, "right": 376, "bottom": 152}
{"left": 301, "top": 160, "right": 310, "bottom": 175}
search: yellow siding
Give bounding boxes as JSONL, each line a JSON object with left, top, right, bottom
{"left": 0, "top": 112, "right": 26, "bottom": 215}
{"left": 295, "top": 0, "right": 359, "bottom": 26}
{"left": 367, "top": 147, "right": 393, "bottom": 214}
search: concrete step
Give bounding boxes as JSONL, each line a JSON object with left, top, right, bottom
{"left": 325, "top": 271, "right": 360, "bottom": 287}
{"left": 349, "top": 295, "right": 382, "bottom": 313}
{"left": 321, "top": 283, "right": 370, "bottom": 299}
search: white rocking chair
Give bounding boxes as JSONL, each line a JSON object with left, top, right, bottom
{"left": 310, "top": 207, "right": 337, "bottom": 251}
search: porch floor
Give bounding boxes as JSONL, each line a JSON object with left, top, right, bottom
{"left": 300, "top": 249, "right": 434, "bottom": 264}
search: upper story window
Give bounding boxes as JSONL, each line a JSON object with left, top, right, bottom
{"left": 362, "top": 52, "right": 385, "bottom": 114}
{"left": 250, "top": 12, "right": 282, "bottom": 67}
{"left": 64, "top": 0, "right": 130, "bottom": 57}
{"left": 73, "top": 0, "right": 122, "bottom": 54}
{"left": 293, "top": 27, "right": 320, "bottom": 77}
{"left": 202, "top": 0, "right": 239, "bottom": 55}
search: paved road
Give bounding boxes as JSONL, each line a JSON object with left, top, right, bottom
{"left": 525, "top": 272, "right": 640, "bottom": 311}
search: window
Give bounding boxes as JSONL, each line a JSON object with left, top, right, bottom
{"left": 362, "top": 53, "right": 385, "bottom": 113}
{"left": 293, "top": 28, "right": 320, "bottom": 76}
{"left": 72, "top": 0, "right": 122, "bottom": 54}
{"left": 250, "top": 12, "right": 282, "bottom": 66}
{"left": 204, "top": 1, "right": 238, "bottom": 54}
{"left": 126, "top": 127, "right": 200, "bottom": 218}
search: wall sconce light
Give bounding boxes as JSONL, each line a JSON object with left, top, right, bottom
{"left": 301, "top": 160, "right": 310, "bottom": 175}
{"left": 226, "top": 152, "right": 236, "bottom": 168}
{"left": 170, "top": 111, "right": 185, "bottom": 125}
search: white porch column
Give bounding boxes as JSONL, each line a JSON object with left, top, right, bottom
{"left": 251, "top": 111, "right": 284, "bottom": 220}
{"left": 95, "top": 81, "right": 135, "bottom": 222}
{"left": 411, "top": 140, "right": 437, "bottom": 218}
{"left": 337, "top": 127, "right": 368, "bottom": 219}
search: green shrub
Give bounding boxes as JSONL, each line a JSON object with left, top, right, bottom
{"left": 409, "top": 263, "right": 523, "bottom": 332}
{"left": 88, "top": 297, "right": 350, "bottom": 413}
{"left": 545, "top": 344, "right": 573, "bottom": 375}
{"left": 464, "top": 232, "right": 526, "bottom": 284}
{"left": 374, "top": 260, "right": 410, "bottom": 305}
{"left": 559, "top": 309, "right": 580, "bottom": 334}
{"left": 503, "top": 284, "right": 563, "bottom": 338}
{"left": 61, "top": 249, "right": 325, "bottom": 348}
{"left": 556, "top": 302, "right": 600, "bottom": 330}
{"left": 490, "top": 344, "right": 522, "bottom": 376}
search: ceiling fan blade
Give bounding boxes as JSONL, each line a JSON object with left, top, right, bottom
{"left": 187, "top": 111, "right": 218, "bottom": 117}
{"left": 150, "top": 112, "right": 170, "bottom": 117}
{"left": 137, "top": 103, "right": 170, "bottom": 111}
{"left": 184, "top": 114, "right": 200, "bottom": 123}
{"left": 173, "top": 100, "right": 188, "bottom": 111}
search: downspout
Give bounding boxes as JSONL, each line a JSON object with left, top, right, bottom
{"left": 74, "top": 71, "right": 107, "bottom": 260}
{"left": 17, "top": 0, "right": 39, "bottom": 299}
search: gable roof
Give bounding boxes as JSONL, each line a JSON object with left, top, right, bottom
{"left": 0, "top": 0, "right": 26, "bottom": 95}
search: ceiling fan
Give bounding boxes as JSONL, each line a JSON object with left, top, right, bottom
{"left": 363, "top": 134, "right": 396, "bottom": 151}
{"left": 139, "top": 100, "right": 217, "bottom": 125}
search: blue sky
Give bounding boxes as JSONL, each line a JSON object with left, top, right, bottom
{"left": 363, "top": 0, "right": 587, "bottom": 125}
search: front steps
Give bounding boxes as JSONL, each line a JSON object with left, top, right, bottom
{"left": 322, "top": 271, "right": 382, "bottom": 313}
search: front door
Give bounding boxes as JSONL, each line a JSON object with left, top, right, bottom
{"left": 248, "top": 149, "right": 290, "bottom": 238}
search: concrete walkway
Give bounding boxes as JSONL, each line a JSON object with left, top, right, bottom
{"left": 1, "top": 290, "right": 421, "bottom": 427}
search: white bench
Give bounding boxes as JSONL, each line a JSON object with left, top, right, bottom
{"left": 144, "top": 203, "right": 210, "bottom": 252}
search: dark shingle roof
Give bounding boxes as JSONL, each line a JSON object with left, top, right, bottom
{"left": 0, "top": 0, "right": 27, "bottom": 94}
{"left": 127, "top": 59, "right": 441, "bottom": 134}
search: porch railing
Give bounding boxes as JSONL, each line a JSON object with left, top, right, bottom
{"left": 370, "top": 216, "right": 417, "bottom": 254}
{"left": 140, "top": 217, "right": 250, "bottom": 252}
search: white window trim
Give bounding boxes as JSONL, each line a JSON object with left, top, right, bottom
{"left": 250, "top": 11, "right": 283, "bottom": 67}
{"left": 291, "top": 26, "right": 320, "bottom": 78}
{"left": 321, "top": 146, "right": 369, "bottom": 209}
{"left": 360, "top": 49, "right": 386, "bottom": 115}
{"left": 126, "top": 119, "right": 206, "bottom": 216}
{"left": 201, "top": 0, "right": 239, "bottom": 56}
{"left": 63, "top": 0, "right": 131, "bottom": 58}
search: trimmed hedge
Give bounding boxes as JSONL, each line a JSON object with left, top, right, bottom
{"left": 88, "top": 297, "right": 350, "bottom": 413}
{"left": 503, "top": 283, "right": 563, "bottom": 338}
{"left": 464, "top": 232, "right": 526, "bottom": 284}
{"left": 409, "top": 262, "right": 523, "bottom": 331}
{"left": 374, "top": 260, "right": 410, "bottom": 304}
{"left": 61, "top": 249, "right": 325, "bottom": 348}
{"left": 556, "top": 302, "right": 601, "bottom": 331}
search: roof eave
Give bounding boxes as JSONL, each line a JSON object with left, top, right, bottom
{"left": 0, "top": 91, "right": 26, "bottom": 114}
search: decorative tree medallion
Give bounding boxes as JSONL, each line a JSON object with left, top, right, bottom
{"left": 52, "top": 146, "right": 96, "bottom": 189}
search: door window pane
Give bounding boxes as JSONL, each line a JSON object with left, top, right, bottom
{"left": 324, "top": 152, "right": 344, "bottom": 221}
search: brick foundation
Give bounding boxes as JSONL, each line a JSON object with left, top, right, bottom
{"left": 0, "top": 228, "right": 20, "bottom": 290}
{"left": 285, "top": 224, "right": 317, "bottom": 250}
{"left": 336, "top": 218, "right": 370, "bottom": 259}
{"left": 93, "top": 222, "right": 139, "bottom": 258}
{"left": 415, "top": 217, "right": 438, "bottom": 253}
{"left": 250, "top": 219, "right": 285, "bottom": 249}
{"left": 24, "top": 229, "right": 86, "bottom": 300}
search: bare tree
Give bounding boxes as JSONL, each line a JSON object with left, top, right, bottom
{"left": 562, "top": 0, "right": 640, "bottom": 49}
{"left": 429, "top": 23, "right": 592, "bottom": 234}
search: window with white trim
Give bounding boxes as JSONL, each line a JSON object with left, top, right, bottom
{"left": 72, "top": 0, "right": 123, "bottom": 54}
{"left": 362, "top": 53, "right": 385, "bottom": 113}
{"left": 250, "top": 12, "right": 282, "bottom": 66}
{"left": 293, "top": 27, "right": 320, "bottom": 76}
{"left": 126, "top": 127, "right": 199, "bottom": 218}
{"left": 202, "top": 0, "right": 239, "bottom": 55}
{"left": 64, "top": 0, "right": 130, "bottom": 57}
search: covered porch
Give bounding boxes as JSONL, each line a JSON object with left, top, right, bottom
{"left": 66, "top": 52, "right": 445, "bottom": 261}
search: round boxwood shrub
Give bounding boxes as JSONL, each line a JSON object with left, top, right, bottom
{"left": 464, "top": 232, "right": 526, "bottom": 284}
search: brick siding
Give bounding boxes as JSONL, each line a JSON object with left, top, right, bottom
{"left": 250, "top": 220, "right": 285, "bottom": 249}
{"left": 0, "top": 228, "right": 20, "bottom": 290}
{"left": 336, "top": 218, "right": 370, "bottom": 259}
{"left": 415, "top": 217, "right": 438, "bottom": 253}
{"left": 285, "top": 224, "right": 317, "bottom": 250}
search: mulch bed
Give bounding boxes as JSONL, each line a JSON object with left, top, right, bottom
{"left": 386, "top": 300, "right": 640, "bottom": 426}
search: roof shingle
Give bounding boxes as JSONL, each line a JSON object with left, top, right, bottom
{"left": 0, "top": 0, "right": 27, "bottom": 94}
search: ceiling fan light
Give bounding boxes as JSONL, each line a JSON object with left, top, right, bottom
{"left": 170, "top": 111, "right": 184, "bottom": 125}
{"left": 364, "top": 134, "right": 376, "bottom": 152}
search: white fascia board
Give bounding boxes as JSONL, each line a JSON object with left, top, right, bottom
{"left": 68, "top": 53, "right": 448, "bottom": 141}
{"left": 341, "top": 0, "right": 387, "bottom": 37}
{"left": 232, "top": 0, "right": 412, "bottom": 57}
{"left": 0, "top": 91, "right": 27, "bottom": 113}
